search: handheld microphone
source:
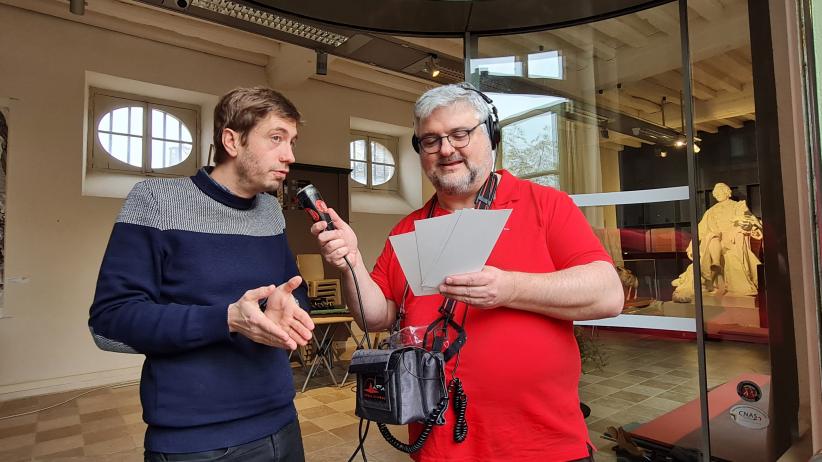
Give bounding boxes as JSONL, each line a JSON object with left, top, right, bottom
{"left": 295, "top": 184, "right": 335, "bottom": 230}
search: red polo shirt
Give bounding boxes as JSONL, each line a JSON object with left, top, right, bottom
{"left": 371, "top": 170, "right": 611, "bottom": 461}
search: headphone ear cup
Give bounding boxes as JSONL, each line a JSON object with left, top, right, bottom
{"left": 486, "top": 117, "right": 501, "bottom": 151}
{"left": 411, "top": 135, "right": 421, "bottom": 154}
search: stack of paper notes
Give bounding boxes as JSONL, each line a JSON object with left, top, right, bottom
{"left": 389, "top": 208, "right": 512, "bottom": 296}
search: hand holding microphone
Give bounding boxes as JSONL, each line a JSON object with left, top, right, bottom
{"left": 296, "top": 184, "right": 360, "bottom": 271}
{"left": 296, "top": 184, "right": 335, "bottom": 231}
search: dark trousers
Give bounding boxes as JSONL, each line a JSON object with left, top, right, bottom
{"left": 144, "top": 420, "right": 304, "bottom": 462}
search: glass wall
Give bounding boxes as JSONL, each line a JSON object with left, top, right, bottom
{"left": 470, "top": 0, "right": 775, "bottom": 459}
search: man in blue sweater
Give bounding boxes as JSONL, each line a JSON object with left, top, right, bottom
{"left": 89, "top": 87, "right": 315, "bottom": 461}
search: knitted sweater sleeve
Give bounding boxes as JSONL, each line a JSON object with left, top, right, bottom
{"left": 88, "top": 182, "right": 230, "bottom": 355}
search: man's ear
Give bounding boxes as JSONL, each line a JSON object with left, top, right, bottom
{"left": 221, "top": 128, "right": 241, "bottom": 159}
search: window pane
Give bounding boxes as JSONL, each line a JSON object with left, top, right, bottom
{"left": 129, "top": 107, "right": 143, "bottom": 136}
{"left": 110, "top": 134, "right": 140, "bottom": 167}
{"left": 529, "top": 174, "right": 559, "bottom": 189}
{"left": 151, "top": 139, "right": 164, "bottom": 168}
{"left": 469, "top": 56, "right": 522, "bottom": 77}
{"left": 527, "top": 50, "right": 563, "bottom": 80}
{"left": 350, "top": 140, "right": 366, "bottom": 161}
{"left": 350, "top": 160, "right": 367, "bottom": 185}
{"left": 501, "top": 112, "right": 559, "bottom": 177}
{"left": 372, "top": 164, "right": 394, "bottom": 186}
{"left": 152, "top": 109, "right": 164, "bottom": 138}
{"left": 100, "top": 113, "right": 111, "bottom": 132}
{"left": 165, "top": 114, "right": 180, "bottom": 140}
{"left": 150, "top": 110, "right": 193, "bottom": 168}
{"left": 371, "top": 141, "right": 395, "bottom": 165}
{"left": 129, "top": 137, "right": 142, "bottom": 165}
{"left": 152, "top": 141, "right": 190, "bottom": 169}
{"left": 111, "top": 108, "right": 130, "bottom": 134}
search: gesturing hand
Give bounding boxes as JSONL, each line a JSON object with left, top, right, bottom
{"left": 228, "top": 276, "right": 315, "bottom": 350}
{"left": 438, "top": 266, "right": 516, "bottom": 309}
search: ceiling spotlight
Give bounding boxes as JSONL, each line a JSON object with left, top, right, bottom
{"left": 316, "top": 50, "right": 328, "bottom": 75}
{"left": 429, "top": 54, "right": 440, "bottom": 78}
{"left": 659, "top": 150, "right": 668, "bottom": 158}
{"left": 693, "top": 143, "right": 701, "bottom": 154}
{"left": 70, "top": 0, "right": 85, "bottom": 15}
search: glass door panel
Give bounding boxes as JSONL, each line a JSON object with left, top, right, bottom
{"left": 471, "top": 0, "right": 777, "bottom": 459}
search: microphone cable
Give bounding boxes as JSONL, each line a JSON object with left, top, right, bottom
{"left": 344, "top": 254, "right": 372, "bottom": 462}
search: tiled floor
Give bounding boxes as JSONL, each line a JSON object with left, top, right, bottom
{"left": 0, "top": 330, "right": 770, "bottom": 461}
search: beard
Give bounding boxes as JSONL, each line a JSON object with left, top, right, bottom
{"left": 236, "top": 147, "right": 280, "bottom": 193}
{"left": 427, "top": 154, "right": 491, "bottom": 196}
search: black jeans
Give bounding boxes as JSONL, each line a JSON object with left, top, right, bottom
{"left": 144, "top": 420, "right": 304, "bottom": 462}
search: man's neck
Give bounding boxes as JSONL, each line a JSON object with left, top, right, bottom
{"left": 436, "top": 172, "right": 500, "bottom": 212}
{"left": 209, "top": 164, "right": 255, "bottom": 199}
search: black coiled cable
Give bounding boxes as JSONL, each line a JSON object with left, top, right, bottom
{"left": 377, "top": 396, "right": 448, "bottom": 453}
{"left": 451, "top": 378, "right": 468, "bottom": 443}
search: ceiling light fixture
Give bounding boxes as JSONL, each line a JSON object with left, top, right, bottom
{"left": 70, "top": 0, "right": 85, "bottom": 15}
{"left": 190, "top": 0, "right": 349, "bottom": 47}
{"left": 424, "top": 54, "right": 440, "bottom": 78}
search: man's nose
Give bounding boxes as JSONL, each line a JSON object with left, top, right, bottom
{"left": 438, "top": 137, "right": 456, "bottom": 156}
{"left": 281, "top": 144, "right": 296, "bottom": 164}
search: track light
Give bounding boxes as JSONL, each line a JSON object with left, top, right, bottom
{"left": 69, "top": 0, "right": 85, "bottom": 15}
{"left": 316, "top": 50, "right": 328, "bottom": 75}
{"left": 426, "top": 54, "right": 440, "bottom": 78}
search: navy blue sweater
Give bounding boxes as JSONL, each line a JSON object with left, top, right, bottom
{"left": 89, "top": 168, "right": 308, "bottom": 453}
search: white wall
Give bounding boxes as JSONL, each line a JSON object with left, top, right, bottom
{"left": 0, "top": 4, "right": 417, "bottom": 399}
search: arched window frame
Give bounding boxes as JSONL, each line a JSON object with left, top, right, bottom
{"left": 88, "top": 87, "right": 200, "bottom": 177}
{"left": 349, "top": 130, "right": 399, "bottom": 192}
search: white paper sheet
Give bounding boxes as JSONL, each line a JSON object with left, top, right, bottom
{"left": 389, "top": 231, "right": 438, "bottom": 296}
{"left": 390, "top": 208, "right": 512, "bottom": 296}
{"left": 421, "top": 209, "right": 512, "bottom": 288}
{"left": 414, "top": 212, "right": 461, "bottom": 284}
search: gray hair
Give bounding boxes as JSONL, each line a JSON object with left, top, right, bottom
{"left": 413, "top": 83, "right": 491, "bottom": 133}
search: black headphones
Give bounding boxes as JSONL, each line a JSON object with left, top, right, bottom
{"left": 412, "top": 84, "right": 501, "bottom": 153}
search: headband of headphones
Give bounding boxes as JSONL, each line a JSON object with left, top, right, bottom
{"left": 412, "top": 84, "right": 501, "bottom": 153}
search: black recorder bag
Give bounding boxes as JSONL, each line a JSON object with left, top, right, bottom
{"left": 348, "top": 347, "right": 447, "bottom": 425}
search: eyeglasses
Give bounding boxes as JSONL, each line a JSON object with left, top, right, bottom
{"left": 417, "top": 122, "right": 485, "bottom": 154}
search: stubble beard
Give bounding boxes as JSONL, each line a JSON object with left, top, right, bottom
{"left": 428, "top": 156, "right": 490, "bottom": 196}
{"left": 236, "top": 147, "right": 280, "bottom": 194}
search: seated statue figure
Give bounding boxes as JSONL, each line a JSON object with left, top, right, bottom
{"left": 672, "top": 183, "right": 763, "bottom": 303}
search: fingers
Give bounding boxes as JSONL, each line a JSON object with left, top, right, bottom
{"left": 310, "top": 220, "right": 328, "bottom": 237}
{"left": 278, "top": 276, "right": 303, "bottom": 295}
{"left": 286, "top": 318, "right": 313, "bottom": 344}
{"left": 327, "top": 208, "right": 346, "bottom": 229}
{"left": 242, "top": 284, "right": 278, "bottom": 303}
{"left": 293, "top": 306, "right": 315, "bottom": 330}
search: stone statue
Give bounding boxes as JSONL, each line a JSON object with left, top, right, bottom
{"left": 672, "top": 183, "right": 763, "bottom": 303}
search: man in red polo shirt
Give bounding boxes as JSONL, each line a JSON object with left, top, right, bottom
{"left": 311, "top": 83, "right": 623, "bottom": 461}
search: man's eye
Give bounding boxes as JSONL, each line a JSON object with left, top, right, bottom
{"left": 420, "top": 137, "right": 439, "bottom": 146}
{"left": 450, "top": 131, "right": 469, "bottom": 141}
{"left": 271, "top": 136, "right": 282, "bottom": 143}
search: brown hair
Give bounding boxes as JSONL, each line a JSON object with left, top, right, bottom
{"left": 212, "top": 87, "right": 301, "bottom": 165}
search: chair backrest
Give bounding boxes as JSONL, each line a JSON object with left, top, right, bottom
{"left": 296, "top": 254, "right": 325, "bottom": 281}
